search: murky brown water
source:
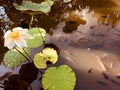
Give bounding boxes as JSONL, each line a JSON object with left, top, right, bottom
{"left": 1, "top": 0, "right": 120, "bottom": 90}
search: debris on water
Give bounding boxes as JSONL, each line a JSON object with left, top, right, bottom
{"left": 96, "top": 80, "right": 108, "bottom": 86}
{"left": 88, "top": 68, "right": 92, "bottom": 73}
{"left": 101, "top": 72, "right": 109, "bottom": 80}
{"left": 110, "top": 79, "right": 120, "bottom": 86}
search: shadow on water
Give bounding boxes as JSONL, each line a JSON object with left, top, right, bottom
{"left": 1, "top": 0, "right": 120, "bottom": 90}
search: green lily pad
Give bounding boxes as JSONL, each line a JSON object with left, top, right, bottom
{"left": 42, "top": 65, "right": 76, "bottom": 90}
{"left": 3, "top": 48, "right": 30, "bottom": 69}
{"left": 42, "top": 48, "right": 58, "bottom": 64}
{"left": 34, "top": 52, "right": 48, "bottom": 69}
{"left": 33, "top": 48, "right": 58, "bottom": 69}
{"left": 27, "top": 27, "right": 46, "bottom": 48}
{"left": 38, "top": 0, "right": 54, "bottom": 14}
{"left": 14, "top": 0, "right": 54, "bottom": 15}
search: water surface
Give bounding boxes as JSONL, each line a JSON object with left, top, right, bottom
{"left": 1, "top": 0, "right": 120, "bottom": 90}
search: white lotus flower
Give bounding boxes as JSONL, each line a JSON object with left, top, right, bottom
{"left": 4, "top": 27, "right": 32, "bottom": 49}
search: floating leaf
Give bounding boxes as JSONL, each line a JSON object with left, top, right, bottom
{"left": 14, "top": 0, "right": 54, "bottom": 15}
{"left": 3, "top": 48, "right": 30, "bottom": 69}
{"left": 33, "top": 48, "right": 58, "bottom": 69}
{"left": 27, "top": 27, "right": 46, "bottom": 48}
{"left": 42, "top": 65, "right": 76, "bottom": 90}
{"left": 37, "top": 0, "right": 54, "bottom": 14}
{"left": 42, "top": 48, "right": 58, "bottom": 64}
{"left": 34, "top": 53, "right": 48, "bottom": 69}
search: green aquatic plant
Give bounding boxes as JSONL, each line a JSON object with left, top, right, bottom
{"left": 14, "top": 0, "right": 54, "bottom": 15}
{"left": 2, "top": 26, "right": 76, "bottom": 89}
{"left": 3, "top": 48, "right": 30, "bottom": 69}
{"left": 42, "top": 65, "right": 76, "bottom": 90}
{"left": 2, "top": 0, "right": 76, "bottom": 89}
{"left": 34, "top": 47, "right": 58, "bottom": 69}
{"left": 27, "top": 27, "right": 46, "bottom": 48}
{"left": 3, "top": 27, "right": 46, "bottom": 68}
{"left": 3, "top": 27, "right": 76, "bottom": 90}
{"left": 14, "top": 0, "right": 54, "bottom": 25}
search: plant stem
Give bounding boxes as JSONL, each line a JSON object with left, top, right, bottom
{"left": 23, "top": 48, "right": 33, "bottom": 61}
{"left": 29, "top": 15, "right": 34, "bottom": 27}
{"left": 39, "top": 70, "right": 43, "bottom": 74}
{"left": 14, "top": 47, "right": 30, "bottom": 63}
{"left": 37, "top": 27, "right": 45, "bottom": 45}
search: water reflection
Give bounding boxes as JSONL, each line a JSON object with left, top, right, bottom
{"left": 45, "top": 7, "right": 120, "bottom": 90}
{"left": 83, "top": 0, "right": 120, "bottom": 27}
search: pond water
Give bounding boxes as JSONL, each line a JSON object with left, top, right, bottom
{"left": 1, "top": 0, "right": 120, "bottom": 90}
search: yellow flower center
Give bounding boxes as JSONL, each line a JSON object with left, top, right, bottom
{"left": 11, "top": 31, "right": 19, "bottom": 40}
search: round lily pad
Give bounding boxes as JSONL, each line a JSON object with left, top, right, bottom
{"left": 42, "top": 65, "right": 76, "bottom": 90}
{"left": 3, "top": 48, "right": 30, "bottom": 69}
{"left": 33, "top": 48, "right": 58, "bottom": 69}
{"left": 27, "top": 27, "right": 46, "bottom": 48}
{"left": 42, "top": 48, "right": 58, "bottom": 64}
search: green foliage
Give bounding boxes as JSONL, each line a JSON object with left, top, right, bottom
{"left": 42, "top": 48, "right": 58, "bottom": 64}
{"left": 14, "top": 0, "right": 54, "bottom": 15}
{"left": 42, "top": 65, "right": 76, "bottom": 90}
{"left": 27, "top": 27, "right": 46, "bottom": 48}
{"left": 38, "top": 0, "right": 54, "bottom": 14}
{"left": 34, "top": 48, "right": 58, "bottom": 69}
{"left": 34, "top": 52, "right": 48, "bottom": 69}
{"left": 3, "top": 48, "right": 30, "bottom": 69}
